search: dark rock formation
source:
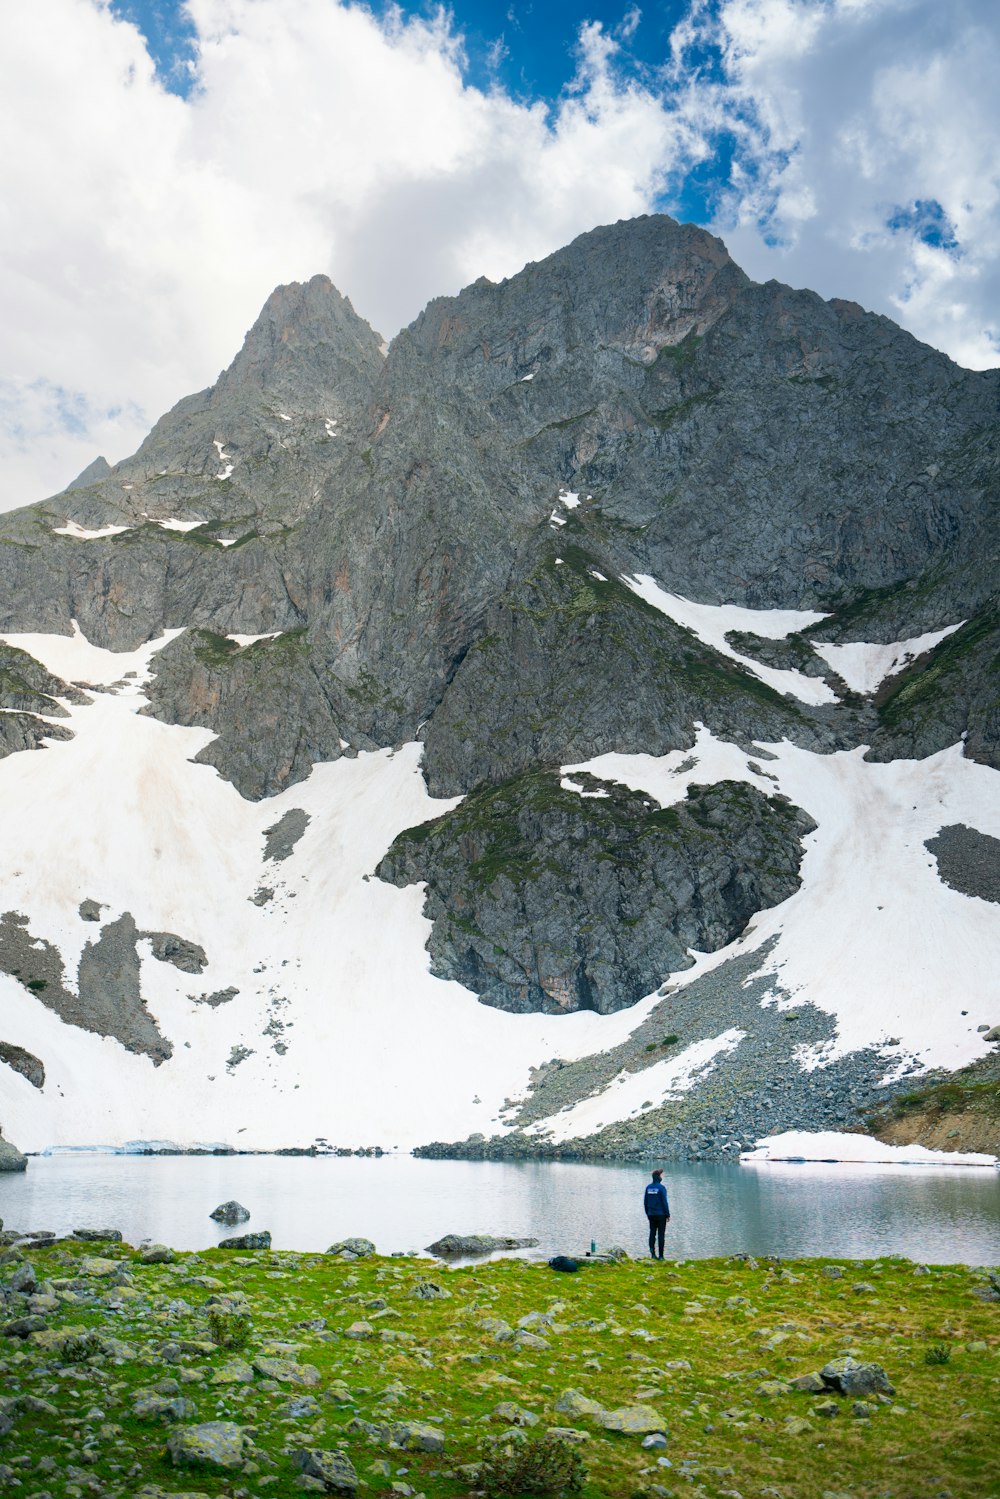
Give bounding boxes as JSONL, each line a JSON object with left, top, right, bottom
{"left": 378, "top": 773, "right": 814, "bottom": 1014}
{"left": 210, "top": 1201, "right": 251, "bottom": 1225}
{"left": 925, "top": 824, "right": 1000, "bottom": 904}
{"left": 263, "top": 808, "right": 311, "bottom": 862}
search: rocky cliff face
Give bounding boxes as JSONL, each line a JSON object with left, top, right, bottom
{"left": 0, "top": 213, "right": 996, "bottom": 1153}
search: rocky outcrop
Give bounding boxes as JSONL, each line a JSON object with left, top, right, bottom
{"left": 0, "top": 910, "right": 171, "bottom": 1065}
{"left": 0, "top": 1042, "right": 44, "bottom": 1090}
{"left": 379, "top": 774, "right": 814, "bottom": 1014}
{"left": 0, "top": 1135, "right": 27, "bottom": 1171}
{"left": 925, "top": 824, "right": 1000, "bottom": 903}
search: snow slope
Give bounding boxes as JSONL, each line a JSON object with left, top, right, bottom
{"left": 0, "top": 628, "right": 655, "bottom": 1152}
{"left": 1, "top": 603, "right": 997, "bottom": 1155}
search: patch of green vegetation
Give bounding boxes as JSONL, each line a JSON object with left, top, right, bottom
{"left": 886, "top": 1076, "right": 1000, "bottom": 1120}
{"left": 0, "top": 1240, "right": 996, "bottom": 1499}
{"left": 650, "top": 330, "right": 703, "bottom": 369}
{"left": 787, "top": 373, "right": 838, "bottom": 390}
{"left": 876, "top": 603, "right": 1000, "bottom": 729}
{"left": 25, "top": 978, "right": 47, "bottom": 993}
{"left": 191, "top": 630, "right": 240, "bottom": 668}
{"left": 647, "top": 390, "right": 718, "bottom": 429}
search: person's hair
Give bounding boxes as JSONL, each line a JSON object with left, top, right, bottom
{"left": 651, "top": 1168, "right": 663, "bottom": 1180}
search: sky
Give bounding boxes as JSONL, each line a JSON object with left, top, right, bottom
{"left": 2, "top": 0, "right": 998, "bottom": 510}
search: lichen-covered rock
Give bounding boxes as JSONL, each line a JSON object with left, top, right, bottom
{"left": 139, "top": 1243, "right": 176, "bottom": 1264}
{"left": 252, "top": 1356, "right": 321, "bottom": 1386}
{"left": 820, "top": 1357, "right": 895, "bottom": 1397}
{"left": 0, "top": 1138, "right": 28, "bottom": 1173}
{"left": 293, "top": 1447, "right": 358, "bottom": 1494}
{"left": 390, "top": 1420, "right": 446, "bottom": 1452}
{"left": 599, "top": 1404, "right": 668, "bottom": 1435}
{"left": 326, "top": 1237, "right": 376, "bottom": 1259}
{"left": 218, "top": 1231, "right": 271, "bottom": 1250}
{"left": 166, "top": 1421, "right": 247, "bottom": 1471}
{"left": 554, "top": 1390, "right": 607, "bottom": 1420}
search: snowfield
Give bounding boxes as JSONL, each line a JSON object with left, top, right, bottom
{"left": 0, "top": 605, "right": 997, "bottom": 1155}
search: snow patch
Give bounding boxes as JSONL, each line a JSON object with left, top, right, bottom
{"left": 228, "top": 633, "right": 280, "bottom": 648}
{"left": 52, "top": 521, "right": 130, "bottom": 541}
{"left": 154, "top": 519, "right": 203, "bottom": 533}
{"left": 742, "top": 1129, "right": 997, "bottom": 1167}
{"left": 814, "top": 625, "right": 964, "bottom": 695}
{"left": 622, "top": 575, "right": 836, "bottom": 706}
{"left": 563, "top": 731, "right": 1000, "bottom": 1074}
{"left": 558, "top": 489, "right": 580, "bottom": 509}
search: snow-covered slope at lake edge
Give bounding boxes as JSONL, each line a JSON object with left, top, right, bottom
{"left": 518, "top": 728, "right": 1000, "bottom": 1145}
{"left": 1, "top": 610, "right": 998, "bottom": 1156}
{"left": 0, "top": 629, "right": 655, "bottom": 1153}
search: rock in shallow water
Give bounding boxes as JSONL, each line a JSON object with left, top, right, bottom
{"left": 210, "top": 1200, "right": 251, "bottom": 1225}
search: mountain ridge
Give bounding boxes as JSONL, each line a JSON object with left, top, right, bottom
{"left": 0, "top": 212, "right": 997, "bottom": 1156}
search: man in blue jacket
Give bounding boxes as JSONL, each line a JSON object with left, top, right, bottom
{"left": 643, "top": 1168, "right": 670, "bottom": 1259}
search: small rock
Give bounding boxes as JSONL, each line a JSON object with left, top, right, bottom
{"left": 218, "top": 1231, "right": 271, "bottom": 1250}
{"left": 212, "top": 1359, "right": 254, "bottom": 1385}
{"left": 139, "top": 1244, "right": 176, "bottom": 1264}
{"left": 642, "top": 1433, "right": 668, "bottom": 1449}
{"left": 252, "top": 1357, "right": 321, "bottom": 1386}
{"left": 390, "top": 1420, "right": 445, "bottom": 1452}
{"left": 492, "top": 1402, "right": 538, "bottom": 1427}
{"left": 813, "top": 1400, "right": 840, "bottom": 1418}
{"left": 293, "top": 1448, "right": 358, "bottom": 1495}
{"left": 343, "top": 1321, "right": 375, "bottom": 1340}
{"left": 411, "top": 1280, "right": 450, "bottom": 1300}
{"left": 820, "top": 1357, "right": 895, "bottom": 1397}
{"left": 554, "top": 1390, "right": 606, "bottom": 1420}
{"left": 599, "top": 1404, "right": 667, "bottom": 1435}
{"left": 166, "top": 1421, "right": 246, "bottom": 1471}
{"left": 851, "top": 1400, "right": 875, "bottom": 1418}
{"left": 546, "top": 1426, "right": 589, "bottom": 1443}
{"left": 790, "top": 1373, "right": 826, "bottom": 1393}
{"left": 210, "top": 1202, "right": 251, "bottom": 1226}
{"left": 326, "top": 1238, "right": 376, "bottom": 1259}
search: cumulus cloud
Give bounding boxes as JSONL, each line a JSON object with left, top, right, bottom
{"left": 0, "top": 0, "right": 996, "bottom": 510}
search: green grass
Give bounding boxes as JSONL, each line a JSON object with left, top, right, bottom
{"left": 0, "top": 1242, "right": 997, "bottom": 1498}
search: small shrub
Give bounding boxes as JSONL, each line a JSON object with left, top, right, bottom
{"left": 207, "top": 1308, "right": 251, "bottom": 1351}
{"left": 60, "top": 1332, "right": 105, "bottom": 1362}
{"left": 661, "top": 1034, "right": 679, "bottom": 1047}
{"left": 924, "top": 1343, "right": 951, "bottom": 1365}
{"left": 645, "top": 1042, "right": 657, "bottom": 1053}
{"left": 478, "top": 1432, "right": 586, "bottom": 1498}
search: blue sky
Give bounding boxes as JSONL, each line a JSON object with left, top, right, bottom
{"left": 1, "top": 0, "right": 998, "bottom": 507}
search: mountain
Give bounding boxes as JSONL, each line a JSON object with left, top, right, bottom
{"left": 0, "top": 215, "right": 997, "bottom": 1159}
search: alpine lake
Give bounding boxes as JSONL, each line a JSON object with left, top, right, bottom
{"left": 1, "top": 1155, "right": 998, "bottom": 1498}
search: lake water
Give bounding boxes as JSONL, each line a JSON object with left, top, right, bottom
{"left": 2, "top": 1155, "right": 999, "bottom": 1265}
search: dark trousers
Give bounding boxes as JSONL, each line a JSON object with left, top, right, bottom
{"left": 647, "top": 1214, "right": 667, "bottom": 1258}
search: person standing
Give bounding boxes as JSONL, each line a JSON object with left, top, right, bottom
{"left": 643, "top": 1168, "right": 670, "bottom": 1259}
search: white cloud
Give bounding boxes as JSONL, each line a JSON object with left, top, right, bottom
{"left": 0, "top": 0, "right": 996, "bottom": 512}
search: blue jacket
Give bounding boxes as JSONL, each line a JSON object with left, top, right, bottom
{"left": 643, "top": 1180, "right": 670, "bottom": 1218}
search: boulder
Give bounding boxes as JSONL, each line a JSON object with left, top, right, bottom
{"left": 390, "top": 1419, "right": 446, "bottom": 1452}
{"left": 293, "top": 1447, "right": 358, "bottom": 1495}
{"left": 0, "top": 1140, "right": 27, "bottom": 1173}
{"left": 167, "top": 1421, "right": 247, "bottom": 1471}
{"left": 820, "top": 1357, "right": 895, "bottom": 1398}
{"left": 252, "top": 1356, "right": 321, "bottom": 1386}
{"left": 139, "top": 1243, "right": 176, "bottom": 1264}
{"left": 554, "top": 1390, "right": 606, "bottom": 1420}
{"left": 72, "top": 1227, "right": 123, "bottom": 1242}
{"left": 210, "top": 1201, "right": 251, "bottom": 1225}
{"left": 218, "top": 1231, "right": 271, "bottom": 1250}
{"left": 325, "top": 1237, "right": 376, "bottom": 1259}
{"left": 426, "top": 1233, "right": 539, "bottom": 1256}
{"left": 600, "top": 1404, "right": 668, "bottom": 1435}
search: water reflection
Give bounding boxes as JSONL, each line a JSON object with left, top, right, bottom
{"left": 0, "top": 1155, "right": 997, "bottom": 1264}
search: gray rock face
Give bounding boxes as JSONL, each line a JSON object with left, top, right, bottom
{"left": 293, "top": 1446, "right": 359, "bottom": 1494}
{"left": 379, "top": 774, "right": 814, "bottom": 1014}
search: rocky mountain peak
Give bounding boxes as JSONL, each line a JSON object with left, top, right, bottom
{"left": 215, "top": 272, "right": 384, "bottom": 403}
